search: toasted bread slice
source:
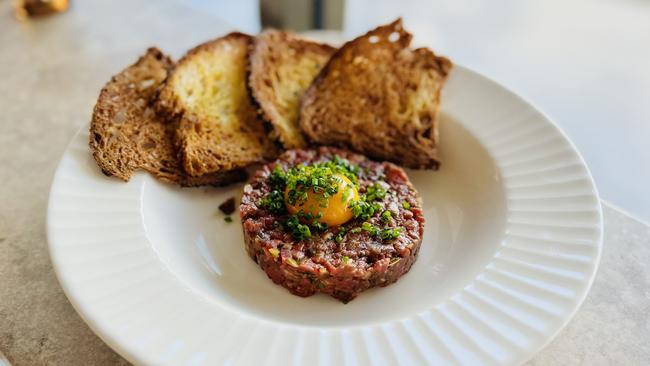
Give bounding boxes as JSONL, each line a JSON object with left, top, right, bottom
{"left": 300, "top": 19, "right": 452, "bottom": 169}
{"left": 249, "top": 30, "right": 335, "bottom": 149}
{"left": 89, "top": 48, "right": 246, "bottom": 186}
{"left": 157, "top": 33, "right": 278, "bottom": 177}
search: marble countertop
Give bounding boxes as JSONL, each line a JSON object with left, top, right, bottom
{"left": 1, "top": 1, "right": 649, "bottom": 365}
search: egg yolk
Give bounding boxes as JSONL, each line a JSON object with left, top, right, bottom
{"left": 285, "top": 174, "right": 359, "bottom": 226}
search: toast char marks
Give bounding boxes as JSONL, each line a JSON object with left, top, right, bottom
{"left": 89, "top": 48, "right": 245, "bottom": 186}
{"left": 249, "top": 30, "right": 335, "bottom": 149}
{"left": 300, "top": 19, "right": 452, "bottom": 169}
{"left": 157, "top": 33, "right": 278, "bottom": 177}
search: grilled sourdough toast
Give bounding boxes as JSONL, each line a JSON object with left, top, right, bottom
{"left": 249, "top": 30, "right": 335, "bottom": 149}
{"left": 157, "top": 33, "right": 278, "bottom": 177}
{"left": 89, "top": 48, "right": 246, "bottom": 186}
{"left": 300, "top": 19, "right": 452, "bottom": 169}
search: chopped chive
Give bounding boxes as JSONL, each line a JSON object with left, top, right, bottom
{"left": 366, "top": 183, "right": 386, "bottom": 202}
{"left": 381, "top": 227, "right": 403, "bottom": 241}
{"left": 381, "top": 210, "right": 392, "bottom": 223}
{"left": 259, "top": 190, "right": 286, "bottom": 215}
{"left": 334, "top": 227, "right": 346, "bottom": 243}
{"left": 342, "top": 186, "right": 351, "bottom": 202}
{"left": 283, "top": 215, "right": 312, "bottom": 240}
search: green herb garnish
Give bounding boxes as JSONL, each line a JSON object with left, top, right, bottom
{"left": 283, "top": 158, "right": 359, "bottom": 207}
{"left": 283, "top": 215, "right": 312, "bottom": 240}
{"left": 341, "top": 186, "right": 352, "bottom": 202}
{"left": 334, "top": 227, "right": 346, "bottom": 243}
{"left": 312, "top": 221, "right": 328, "bottom": 232}
{"left": 332, "top": 155, "right": 360, "bottom": 177}
{"left": 346, "top": 182, "right": 386, "bottom": 220}
{"left": 349, "top": 200, "right": 382, "bottom": 220}
{"left": 366, "top": 183, "right": 386, "bottom": 202}
{"left": 381, "top": 210, "right": 392, "bottom": 223}
{"left": 361, "top": 222, "right": 380, "bottom": 236}
{"left": 259, "top": 190, "right": 286, "bottom": 215}
{"left": 402, "top": 201, "right": 411, "bottom": 210}
{"left": 269, "top": 165, "right": 287, "bottom": 187}
{"left": 224, "top": 216, "right": 233, "bottom": 223}
{"left": 381, "top": 227, "right": 403, "bottom": 241}
{"left": 258, "top": 157, "right": 400, "bottom": 243}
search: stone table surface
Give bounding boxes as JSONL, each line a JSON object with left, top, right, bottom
{"left": 1, "top": 1, "right": 649, "bottom": 365}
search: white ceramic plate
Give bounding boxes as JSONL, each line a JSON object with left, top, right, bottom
{"left": 48, "top": 65, "right": 602, "bottom": 366}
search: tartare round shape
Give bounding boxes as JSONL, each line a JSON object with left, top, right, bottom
{"left": 240, "top": 147, "right": 425, "bottom": 302}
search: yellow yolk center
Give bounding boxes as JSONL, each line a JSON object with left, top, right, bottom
{"left": 285, "top": 174, "right": 359, "bottom": 226}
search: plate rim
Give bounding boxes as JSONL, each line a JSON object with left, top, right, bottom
{"left": 459, "top": 65, "right": 603, "bottom": 364}
{"left": 47, "top": 64, "right": 603, "bottom": 366}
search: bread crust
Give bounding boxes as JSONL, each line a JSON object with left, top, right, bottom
{"left": 299, "top": 19, "right": 452, "bottom": 169}
{"left": 89, "top": 47, "right": 246, "bottom": 186}
{"left": 248, "top": 30, "right": 335, "bottom": 149}
{"left": 156, "top": 33, "right": 278, "bottom": 177}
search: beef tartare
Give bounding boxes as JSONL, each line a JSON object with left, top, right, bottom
{"left": 240, "top": 147, "right": 424, "bottom": 302}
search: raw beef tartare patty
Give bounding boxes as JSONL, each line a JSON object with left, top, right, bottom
{"left": 240, "top": 147, "right": 424, "bottom": 302}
